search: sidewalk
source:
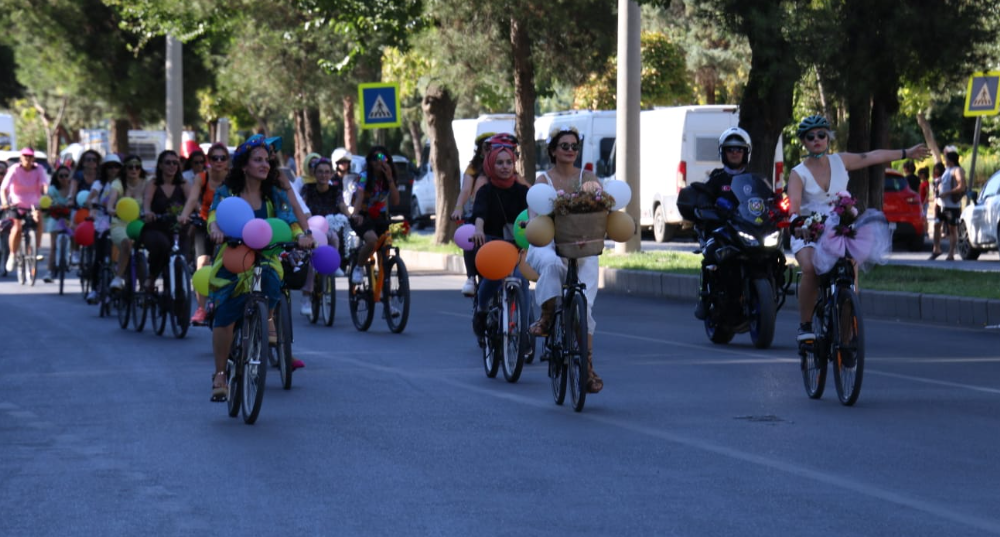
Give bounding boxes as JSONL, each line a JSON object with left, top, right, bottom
{"left": 399, "top": 249, "right": 1000, "bottom": 330}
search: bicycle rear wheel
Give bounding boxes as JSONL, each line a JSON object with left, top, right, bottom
{"left": 79, "top": 246, "right": 93, "bottom": 299}
{"left": 241, "top": 300, "right": 269, "bottom": 424}
{"left": 800, "top": 302, "right": 828, "bottom": 399}
{"left": 117, "top": 259, "right": 132, "bottom": 329}
{"left": 832, "top": 287, "right": 865, "bottom": 406}
{"left": 152, "top": 285, "right": 168, "bottom": 336}
{"left": 348, "top": 258, "right": 374, "bottom": 331}
{"left": 322, "top": 274, "right": 335, "bottom": 327}
{"left": 548, "top": 313, "right": 567, "bottom": 405}
{"left": 566, "top": 293, "right": 589, "bottom": 412}
{"left": 501, "top": 283, "right": 526, "bottom": 383}
{"left": 170, "top": 260, "right": 191, "bottom": 339}
{"left": 275, "top": 294, "right": 293, "bottom": 390}
{"left": 383, "top": 257, "right": 410, "bottom": 333}
{"left": 227, "top": 325, "right": 243, "bottom": 417}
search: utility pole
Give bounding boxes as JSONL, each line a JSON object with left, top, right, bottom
{"left": 615, "top": 0, "right": 641, "bottom": 254}
{"left": 166, "top": 35, "right": 183, "bottom": 152}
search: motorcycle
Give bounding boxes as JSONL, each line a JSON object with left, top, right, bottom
{"left": 678, "top": 173, "right": 791, "bottom": 349}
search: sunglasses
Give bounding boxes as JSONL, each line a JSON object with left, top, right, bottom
{"left": 82, "top": 157, "right": 97, "bottom": 163}
{"left": 191, "top": 159, "right": 205, "bottom": 165}
{"left": 126, "top": 165, "right": 143, "bottom": 170}
{"left": 209, "top": 155, "right": 228, "bottom": 162}
{"left": 558, "top": 143, "right": 580, "bottom": 152}
{"left": 57, "top": 173, "right": 69, "bottom": 179}
{"left": 724, "top": 146, "right": 746, "bottom": 153}
{"left": 106, "top": 163, "right": 122, "bottom": 168}
{"left": 162, "top": 160, "right": 180, "bottom": 166}
{"left": 804, "top": 131, "right": 828, "bottom": 142}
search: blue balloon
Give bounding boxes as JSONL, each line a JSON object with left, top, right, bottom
{"left": 311, "top": 245, "right": 341, "bottom": 275}
{"left": 216, "top": 197, "right": 254, "bottom": 238}
{"left": 76, "top": 190, "right": 90, "bottom": 206}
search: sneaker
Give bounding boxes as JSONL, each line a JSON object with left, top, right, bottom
{"left": 4, "top": 255, "right": 13, "bottom": 273}
{"left": 351, "top": 266, "right": 364, "bottom": 284}
{"left": 461, "top": 277, "right": 476, "bottom": 297}
{"left": 86, "top": 290, "right": 98, "bottom": 304}
{"left": 300, "top": 302, "right": 312, "bottom": 317}
{"left": 35, "top": 254, "right": 44, "bottom": 261}
{"left": 191, "top": 307, "right": 207, "bottom": 325}
{"left": 110, "top": 276, "right": 124, "bottom": 290}
{"left": 797, "top": 322, "right": 815, "bottom": 342}
{"left": 71, "top": 252, "right": 80, "bottom": 265}
{"left": 334, "top": 268, "right": 345, "bottom": 277}
{"left": 472, "top": 310, "right": 487, "bottom": 338}
{"left": 292, "top": 358, "right": 305, "bottom": 369}
{"left": 43, "top": 270, "right": 54, "bottom": 283}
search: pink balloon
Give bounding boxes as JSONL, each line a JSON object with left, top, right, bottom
{"left": 242, "top": 218, "right": 273, "bottom": 249}
{"left": 312, "top": 231, "right": 328, "bottom": 247}
{"left": 453, "top": 223, "right": 476, "bottom": 251}
{"left": 308, "top": 215, "right": 329, "bottom": 235}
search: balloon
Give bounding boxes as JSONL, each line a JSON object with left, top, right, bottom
{"left": 39, "top": 195, "right": 52, "bottom": 209}
{"left": 126, "top": 219, "right": 144, "bottom": 240}
{"left": 216, "top": 196, "right": 254, "bottom": 238}
{"left": 74, "top": 220, "right": 95, "bottom": 247}
{"left": 241, "top": 218, "right": 273, "bottom": 249}
{"left": 308, "top": 215, "right": 329, "bottom": 235}
{"left": 607, "top": 211, "right": 637, "bottom": 242}
{"left": 475, "top": 240, "right": 519, "bottom": 281}
{"left": 525, "top": 216, "right": 555, "bottom": 247}
{"left": 603, "top": 180, "right": 632, "bottom": 211}
{"left": 192, "top": 266, "right": 212, "bottom": 296}
{"left": 267, "top": 218, "right": 293, "bottom": 244}
{"left": 453, "top": 223, "right": 476, "bottom": 251}
{"left": 76, "top": 190, "right": 90, "bottom": 206}
{"left": 73, "top": 208, "right": 90, "bottom": 225}
{"left": 513, "top": 209, "right": 529, "bottom": 249}
{"left": 115, "top": 197, "right": 140, "bottom": 223}
{"left": 312, "top": 231, "right": 328, "bottom": 247}
{"left": 518, "top": 249, "right": 538, "bottom": 282}
{"left": 311, "top": 245, "right": 341, "bottom": 275}
{"left": 526, "top": 183, "right": 557, "bottom": 216}
{"left": 222, "top": 245, "right": 255, "bottom": 274}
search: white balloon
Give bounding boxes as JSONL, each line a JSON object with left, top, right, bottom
{"left": 527, "top": 183, "right": 557, "bottom": 216}
{"left": 604, "top": 180, "right": 632, "bottom": 211}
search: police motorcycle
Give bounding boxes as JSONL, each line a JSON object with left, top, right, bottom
{"left": 677, "top": 174, "right": 791, "bottom": 349}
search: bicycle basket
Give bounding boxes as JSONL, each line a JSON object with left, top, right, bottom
{"left": 554, "top": 212, "right": 607, "bottom": 258}
{"left": 281, "top": 256, "right": 310, "bottom": 290}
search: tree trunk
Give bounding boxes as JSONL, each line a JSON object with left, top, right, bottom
{"left": 343, "top": 94, "right": 357, "bottom": 154}
{"left": 31, "top": 95, "right": 68, "bottom": 159}
{"left": 510, "top": 16, "right": 536, "bottom": 182}
{"left": 845, "top": 93, "right": 872, "bottom": 210}
{"left": 408, "top": 120, "right": 423, "bottom": 166}
{"left": 293, "top": 108, "right": 306, "bottom": 176}
{"left": 916, "top": 111, "right": 942, "bottom": 163}
{"left": 867, "top": 88, "right": 898, "bottom": 210}
{"left": 422, "top": 85, "right": 460, "bottom": 245}
{"left": 110, "top": 118, "right": 130, "bottom": 156}
{"left": 292, "top": 106, "right": 322, "bottom": 176}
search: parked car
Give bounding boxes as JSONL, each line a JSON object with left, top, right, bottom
{"left": 410, "top": 148, "right": 436, "bottom": 229}
{"left": 883, "top": 168, "right": 927, "bottom": 251}
{"left": 1, "top": 150, "right": 53, "bottom": 175}
{"left": 957, "top": 169, "right": 1000, "bottom": 260}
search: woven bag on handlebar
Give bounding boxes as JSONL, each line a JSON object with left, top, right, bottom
{"left": 554, "top": 211, "right": 607, "bottom": 258}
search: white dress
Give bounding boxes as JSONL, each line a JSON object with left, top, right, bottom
{"left": 526, "top": 170, "right": 600, "bottom": 334}
{"left": 790, "top": 153, "right": 849, "bottom": 254}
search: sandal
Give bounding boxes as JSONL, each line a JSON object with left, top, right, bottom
{"left": 211, "top": 371, "right": 228, "bottom": 402}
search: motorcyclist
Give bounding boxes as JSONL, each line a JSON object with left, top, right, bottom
{"left": 693, "top": 127, "right": 752, "bottom": 320}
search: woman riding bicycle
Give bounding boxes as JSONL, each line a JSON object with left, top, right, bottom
{"left": 179, "top": 143, "right": 229, "bottom": 324}
{"left": 349, "top": 146, "right": 400, "bottom": 285}
{"left": 787, "top": 114, "right": 929, "bottom": 343}
{"left": 1, "top": 147, "right": 48, "bottom": 274}
{"left": 469, "top": 136, "right": 530, "bottom": 339}
{"left": 526, "top": 127, "right": 604, "bottom": 394}
{"left": 105, "top": 155, "right": 148, "bottom": 292}
{"left": 42, "top": 165, "right": 74, "bottom": 283}
{"left": 85, "top": 154, "right": 124, "bottom": 303}
{"left": 207, "top": 137, "right": 314, "bottom": 402}
{"left": 300, "top": 157, "right": 351, "bottom": 316}
{"left": 141, "top": 150, "right": 191, "bottom": 295}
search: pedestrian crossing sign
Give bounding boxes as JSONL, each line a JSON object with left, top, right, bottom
{"left": 359, "top": 83, "right": 401, "bottom": 129}
{"left": 964, "top": 72, "right": 1000, "bottom": 117}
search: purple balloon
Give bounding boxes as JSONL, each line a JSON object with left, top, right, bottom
{"left": 242, "top": 218, "right": 273, "bottom": 249}
{"left": 311, "top": 245, "right": 341, "bottom": 275}
{"left": 453, "top": 223, "right": 476, "bottom": 251}
{"left": 217, "top": 196, "right": 254, "bottom": 238}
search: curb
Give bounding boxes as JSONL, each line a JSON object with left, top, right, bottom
{"left": 399, "top": 250, "right": 1000, "bottom": 329}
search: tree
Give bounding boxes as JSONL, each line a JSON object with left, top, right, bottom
{"left": 574, "top": 32, "right": 693, "bottom": 109}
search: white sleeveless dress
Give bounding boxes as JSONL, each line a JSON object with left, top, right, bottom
{"left": 790, "top": 153, "right": 849, "bottom": 254}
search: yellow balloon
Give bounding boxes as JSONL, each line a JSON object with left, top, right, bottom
{"left": 39, "top": 195, "right": 52, "bottom": 209}
{"left": 607, "top": 211, "right": 636, "bottom": 242}
{"left": 192, "top": 266, "right": 212, "bottom": 297}
{"left": 116, "top": 197, "right": 140, "bottom": 223}
{"left": 525, "top": 215, "right": 555, "bottom": 247}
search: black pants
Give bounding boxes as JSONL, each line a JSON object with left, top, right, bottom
{"left": 142, "top": 226, "right": 188, "bottom": 285}
{"left": 90, "top": 231, "right": 112, "bottom": 287}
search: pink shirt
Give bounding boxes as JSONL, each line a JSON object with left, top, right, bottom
{"left": 1, "top": 164, "right": 48, "bottom": 209}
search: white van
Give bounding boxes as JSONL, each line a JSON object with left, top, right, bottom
{"left": 534, "top": 110, "right": 617, "bottom": 180}
{"left": 0, "top": 113, "right": 15, "bottom": 151}
{"left": 621, "top": 105, "right": 783, "bottom": 242}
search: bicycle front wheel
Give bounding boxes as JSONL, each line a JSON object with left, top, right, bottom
{"left": 322, "top": 274, "right": 335, "bottom": 327}
{"left": 309, "top": 274, "right": 321, "bottom": 324}
{"left": 566, "top": 292, "right": 589, "bottom": 412}
{"left": 152, "top": 286, "right": 168, "bottom": 336}
{"left": 800, "top": 302, "right": 828, "bottom": 399}
{"left": 131, "top": 252, "right": 148, "bottom": 332}
{"left": 79, "top": 246, "right": 93, "bottom": 299}
{"left": 275, "top": 294, "right": 293, "bottom": 390}
{"left": 227, "top": 325, "right": 244, "bottom": 417}
{"left": 384, "top": 257, "right": 410, "bottom": 333}
{"left": 99, "top": 265, "right": 114, "bottom": 318}
{"left": 241, "top": 300, "right": 269, "bottom": 424}
{"left": 348, "top": 259, "right": 374, "bottom": 331}
{"left": 170, "top": 260, "right": 191, "bottom": 339}
{"left": 117, "top": 260, "right": 132, "bottom": 330}
{"left": 832, "top": 287, "right": 865, "bottom": 406}
{"left": 16, "top": 242, "right": 26, "bottom": 285}
{"left": 501, "top": 283, "right": 527, "bottom": 383}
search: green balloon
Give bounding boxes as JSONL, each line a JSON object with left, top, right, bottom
{"left": 267, "top": 218, "right": 293, "bottom": 244}
{"left": 513, "top": 209, "right": 529, "bottom": 250}
{"left": 126, "top": 220, "right": 145, "bottom": 241}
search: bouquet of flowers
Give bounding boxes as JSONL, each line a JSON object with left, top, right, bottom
{"left": 829, "top": 191, "right": 859, "bottom": 237}
{"left": 552, "top": 188, "right": 615, "bottom": 216}
{"left": 550, "top": 187, "right": 613, "bottom": 258}
{"left": 797, "top": 213, "right": 827, "bottom": 243}
{"left": 813, "top": 191, "right": 891, "bottom": 274}
{"left": 389, "top": 220, "right": 411, "bottom": 242}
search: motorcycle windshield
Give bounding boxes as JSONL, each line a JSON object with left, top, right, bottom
{"left": 730, "top": 174, "right": 775, "bottom": 229}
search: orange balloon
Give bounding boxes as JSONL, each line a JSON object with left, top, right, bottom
{"left": 518, "top": 249, "right": 538, "bottom": 282}
{"left": 475, "top": 240, "right": 519, "bottom": 281}
{"left": 73, "top": 208, "right": 90, "bottom": 225}
{"left": 222, "top": 245, "right": 255, "bottom": 274}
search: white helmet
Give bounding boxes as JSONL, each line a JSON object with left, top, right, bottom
{"left": 718, "top": 127, "right": 752, "bottom": 165}
{"left": 331, "top": 148, "right": 353, "bottom": 163}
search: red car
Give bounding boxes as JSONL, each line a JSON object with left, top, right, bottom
{"left": 883, "top": 168, "right": 927, "bottom": 251}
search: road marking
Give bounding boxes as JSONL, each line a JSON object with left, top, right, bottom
{"left": 866, "top": 370, "right": 1000, "bottom": 395}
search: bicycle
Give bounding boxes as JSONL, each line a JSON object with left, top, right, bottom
{"left": 798, "top": 254, "right": 865, "bottom": 406}
{"left": 478, "top": 266, "right": 530, "bottom": 383}
{"left": 121, "top": 232, "right": 151, "bottom": 332}
{"left": 541, "top": 257, "right": 590, "bottom": 412}
{"left": 224, "top": 239, "right": 298, "bottom": 425}
{"left": 347, "top": 228, "right": 410, "bottom": 333}
{"left": 269, "top": 251, "right": 305, "bottom": 391}
{"left": 40, "top": 206, "right": 73, "bottom": 295}
{"left": 86, "top": 206, "right": 116, "bottom": 317}
{"left": 148, "top": 215, "right": 192, "bottom": 339}
{"left": 306, "top": 251, "right": 336, "bottom": 327}
{"left": 5, "top": 207, "right": 39, "bottom": 286}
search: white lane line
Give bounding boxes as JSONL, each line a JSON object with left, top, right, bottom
{"left": 866, "top": 370, "right": 1000, "bottom": 395}
{"left": 318, "top": 351, "right": 1000, "bottom": 535}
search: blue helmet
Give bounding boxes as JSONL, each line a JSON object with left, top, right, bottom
{"left": 796, "top": 115, "right": 831, "bottom": 138}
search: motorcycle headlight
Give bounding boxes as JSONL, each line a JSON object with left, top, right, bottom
{"left": 738, "top": 230, "right": 759, "bottom": 246}
{"left": 763, "top": 230, "right": 781, "bottom": 247}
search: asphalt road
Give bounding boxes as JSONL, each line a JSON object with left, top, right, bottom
{"left": 2, "top": 271, "right": 999, "bottom": 536}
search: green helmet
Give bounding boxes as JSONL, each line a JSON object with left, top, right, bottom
{"left": 797, "top": 115, "right": 831, "bottom": 138}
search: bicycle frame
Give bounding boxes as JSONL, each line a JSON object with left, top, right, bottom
{"left": 361, "top": 230, "right": 394, "bottom": 302}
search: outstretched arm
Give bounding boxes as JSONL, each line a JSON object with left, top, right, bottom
{"left": 840, "top": 144, "right": 930, "bottom": 172}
